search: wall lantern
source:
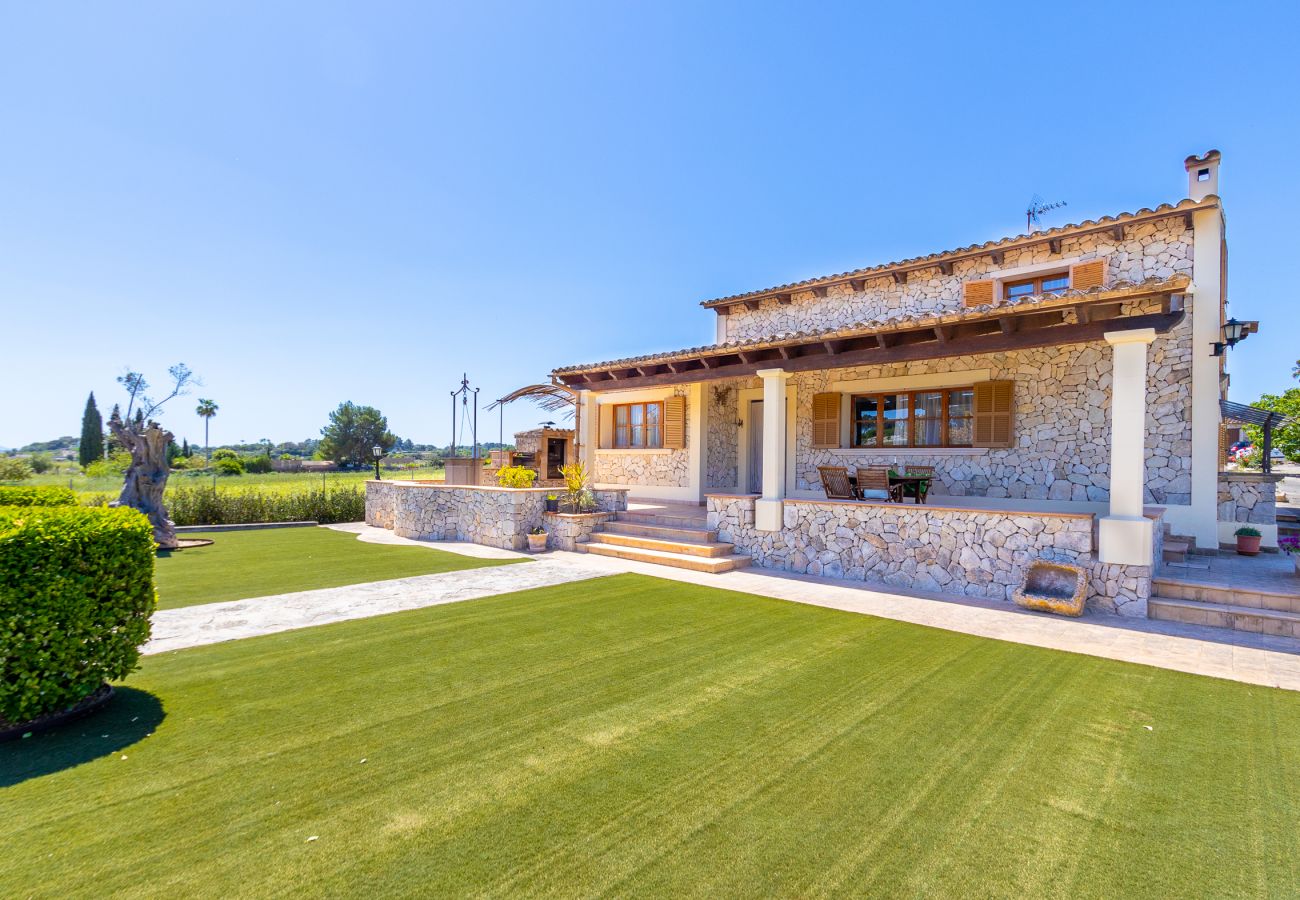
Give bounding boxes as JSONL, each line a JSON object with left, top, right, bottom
{"left": 1210, "top": 317, "right": 1249, "bottom": 357}
{"left": 372, "top": 444, "right": 384, "bottom": 481}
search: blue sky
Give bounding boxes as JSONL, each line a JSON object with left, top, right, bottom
{"left": 3, "top": 1, "right": 1297, "bottom": 449}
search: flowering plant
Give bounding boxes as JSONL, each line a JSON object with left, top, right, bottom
{"left": 1280, "top": 536, "right": 1299, "bottom": 555}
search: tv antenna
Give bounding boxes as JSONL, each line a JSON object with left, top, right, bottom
{"left": 1026, "top": 194, "right": 1067, "bottom": 232}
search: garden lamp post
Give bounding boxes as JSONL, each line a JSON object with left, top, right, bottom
{"left": 373, "top": 444, "right": 383, "bottom": 481}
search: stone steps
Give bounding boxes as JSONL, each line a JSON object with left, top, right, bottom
{"left": 1152, "top": 577, "right": 1300, "bottom": 613}
{"left": 578, "top": 540, "right": 753, "bottom": 573}
{"left": 1149, "top": 596, "right": 1300, "bottom": 638}
{"left": 590, "top": 530, "right": 735, "bottom": 559}
{"left": 576, "top": 506, "right": 751, "bottom": 574}
{"left": 601, "top": 520, "right": 719, "bottom": 543}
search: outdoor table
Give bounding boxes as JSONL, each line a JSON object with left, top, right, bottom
{"left": 889, "top": 474, "right": 930, "bottom": 504}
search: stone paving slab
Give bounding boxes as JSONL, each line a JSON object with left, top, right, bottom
{"left": 144, "top": 553, "right": 607, "bottom": 655}
{"left": 147, "top": 525, "right": 1300, "bottom": 691}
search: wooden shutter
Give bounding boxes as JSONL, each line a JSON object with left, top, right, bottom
{"left": 972, "top": 381, "right": 1015, "bottom": 448}
{"left": 1070, "top": 259, "right": 1107, "bottom": 291}
{"left": 963, "top": 279, "right": 994, "bottom": 307}
{"left": 663, "top": 396, "right": 686, "bottom": 449}
{"left": 812, "top": 393, "right": 841, "bottom": 448}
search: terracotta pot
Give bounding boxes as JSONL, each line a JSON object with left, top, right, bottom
{"left": 527, "top": 532, "right": 548, "bottom": 552}
{"left": 1236, "top": 534, "right": 1261, "bottom": 556}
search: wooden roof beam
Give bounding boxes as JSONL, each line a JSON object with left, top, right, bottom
{"left": 989, "top": 250, "right": 1005, "bottom": 265}
{"left": 937, "top": 261, "right": 954, "bottom": 276}
{"left": 742, "top": 299, "right": 761, "bottom": 311}
{"left": 810, "top": 286, "right": 827, "bottom": 298}
{"left": 776, "top": 293, "right": 793, "bottom": 305}
{"left": 1048, "top": 238, "right": 1063, "bottom": 254}
{"left": 1108, "top": 224, "right": 1124, "bottom": 241}
{"left": 933, "top": 324, "right": 952, "bottom": 344}
{"left": 849, "top": 278, "right": 867, "bottom": 292}
{"left": 892, "top": 271, "right": 908, "bottom": 285}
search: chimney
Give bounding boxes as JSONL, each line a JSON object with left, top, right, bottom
{"left": 1184, "top": 150, "right": 1221, "bottom": 202}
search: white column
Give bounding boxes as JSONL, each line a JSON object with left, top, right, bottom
{"left": 577, "top": 390, "right": 598, "bottom": 476}
{"left": 755, "top": 368, "right": 791, "bottom": 531}
{"left": 1098, "top": 328, "right": 1157, "bottom": 565}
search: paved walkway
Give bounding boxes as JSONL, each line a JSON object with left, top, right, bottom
{"left": 146, "top": 525, "right": 1300, "bottom": 691}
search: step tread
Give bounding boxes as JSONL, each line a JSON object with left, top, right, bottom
{"left": 1150, "top": 596, "right": 1300, "bottom": 621}
{"left": 581, "top": 541, "right": 751, "bottom": 573}
{"left": 602, "top": 520, "right": 717, "bottom": 540}
{"left": 590, "top": 531, "right": 733, "bottom": 557}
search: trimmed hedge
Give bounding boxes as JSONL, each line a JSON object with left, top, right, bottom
{"left": 0, "top": 506, "right": 156, "bottom": 724}
{"left": 0, "top": 484, "right": 78, "bottom": 507}
{"left": 163, "top": 486, "right": 365, "bottom": 526}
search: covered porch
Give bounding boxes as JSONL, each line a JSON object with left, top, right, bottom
{"left": 559, "top": 276, "right": 1193, "bottom": 580}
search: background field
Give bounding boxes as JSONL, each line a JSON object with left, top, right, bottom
{"left": 24, "top": 466, "right": 446, "bottom": 501}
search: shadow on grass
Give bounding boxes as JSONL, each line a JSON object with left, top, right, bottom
{"left": 0, "top": 688, "right": 165, "bottom": 788}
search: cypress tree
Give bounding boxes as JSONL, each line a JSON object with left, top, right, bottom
{"left": 79, "top": 392, "right": 104, "bottom": 467}
{"left": 181, "top": 437, "right": 190, "bottom": 458}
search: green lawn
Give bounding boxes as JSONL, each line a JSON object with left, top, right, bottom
{"left": 153, "top": 526, "right": 520, "bottom": 609}
{"left": 4, "top": 573, "right": 1299, "bottom": 897}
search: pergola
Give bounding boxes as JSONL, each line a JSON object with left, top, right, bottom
{"left": 1221, "top": 400, "right": 1292, "bottom": 474}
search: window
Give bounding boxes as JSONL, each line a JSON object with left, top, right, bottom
{"left": 613, "top": 401, "right": 663, "bottom": 449}
{"left": 1004, "top": 272, "right": 1071, "bottom": 300}
{"left": 850, "top": 388, "right": 975, "bottom": 448}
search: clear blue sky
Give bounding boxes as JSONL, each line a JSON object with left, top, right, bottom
{"left": 3, "top": 1, "right": 1296, "bottom": 450}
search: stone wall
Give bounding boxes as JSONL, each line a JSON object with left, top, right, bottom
{"left": 1218, "top": 472, "right": 1281, "bottom": 526}
{"left": 721, "top": 216, "right": 1192, "bottom": 342}
{"left": 699, "top": 299, "right": 1193, "bottom": 505}
{"left": 365, "top": 482, "right": 628, "bottom": 551}
{"left": 706, "top": 383, "right": 738, "bottom": 489}
{"left": 706, "top": 494, "right": 1152, "bottom": 616}
{"left": 544, "top": 511, "right": 616, "bottom": 550}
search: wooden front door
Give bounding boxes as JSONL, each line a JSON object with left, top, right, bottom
{"left": 545, "top": 438, "right": 566, "bottom": 480}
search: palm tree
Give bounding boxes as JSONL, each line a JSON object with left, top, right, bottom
{"left": 196, "top": 399, "right": 219, "bottom": 461}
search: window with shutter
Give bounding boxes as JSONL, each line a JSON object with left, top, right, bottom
{"left": 972, "top": 381, "right": 1015, "bottom": 448}
{"left": 663, "top": 396, "right": 686, "bottom": 449}
{"left": 963, "top": 280, "right": 994, "bottom": 308}
{"left": 811, "top": 393, "right": 841, "bottom": 448}
{"left": 1070, "top": 259, "right": 1107, "bottom": 291}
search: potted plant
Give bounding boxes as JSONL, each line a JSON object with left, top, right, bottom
{"left": 545, "top": 494, "right": 559, "bottom": 513}
{"left": 1280, "top": 536, "right": 1299, "bottom": 575}
{"left": 1234, "top": 526, "right": 1262, "bottom": 556}
{"left": 526, "top": 525, "right": 547, "bottom": 553}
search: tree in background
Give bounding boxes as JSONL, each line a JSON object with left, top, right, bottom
{"left": 79, "top": 392, "right": 104, "bottom": 467}
{"left": 181, "top": 437, "right": 191, "bottom": 458}
{"left": 196, "top": 398, "right": 219, "bottom": 461}
{"left": 105, "top": 404, "right": 124, "bottom": 455}
{"left": 319, "top": 402, "right": 397, "bottom": 468}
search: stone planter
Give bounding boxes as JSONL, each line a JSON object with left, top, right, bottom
{"left": 527, "top": 532, "right": 548, "bottom": 553}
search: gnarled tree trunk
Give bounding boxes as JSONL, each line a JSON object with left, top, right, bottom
{"left": 109, "top": 420, "right": 178, "bottom": 549}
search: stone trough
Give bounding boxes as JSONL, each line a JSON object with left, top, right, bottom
{"left": 1013, "top": 561, "right": 1089, "bottom": 617}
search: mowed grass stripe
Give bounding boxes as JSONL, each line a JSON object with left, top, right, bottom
{"left": 152, "top": 525, "right": 519, "bottom": 608}
{"left": 5, "top": 574, "right": 1300, "bottom": 898}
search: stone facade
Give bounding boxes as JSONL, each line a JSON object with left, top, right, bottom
{"left": 699, "top": 297, "right": 1193, "bottom": 506}
{"left": 1218, "top": 472, "right": 1281, "bottom": 526}
{"left": 594, "top": 387, "right": 692, "bottom": 488}
{"left": 707, "top": 494, "right": 1153, "bottom": 616}
{"left": 364, "top": 482, "right": 627, "bottom": 551}
{"left": 720, "top": 217, "right": 1193, "bottom": 343}
{"left": 705, "top": 383, "right": 739, "bottom": 489}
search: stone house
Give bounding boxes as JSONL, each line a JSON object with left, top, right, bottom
{"left": 548, "top": 151, "right": 1263, "bottom": 614}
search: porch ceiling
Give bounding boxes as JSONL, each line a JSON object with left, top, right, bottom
{"left": 555, "top": 276, "right": 1189, "bottom": 392}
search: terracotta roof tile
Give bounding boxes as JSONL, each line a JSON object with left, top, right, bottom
{"left": 698, "top": 197, "right": 1215, "bottom": 308}
{"left": 552, "top": 275, "right": 1189, "bottom": 376}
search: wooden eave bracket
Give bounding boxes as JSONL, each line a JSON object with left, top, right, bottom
{"left": 1048, "top": 238, "right": 1063, "bottom": 254}
{"left": 892, "top": 271, "right": 908, "bottom": 285}
{"left": 742, "top": 299, "right": 761, "bottom": 312}
{"left": 989, "top": 250, "right": 1005, "bottom": 265}
{"left": 937, "top": 261, "right": 954, "bottom": 276}
{"left": 849, "top": 278, "right": 867, "bottom": 292}
{"left": 810, "top": 287, "right": 827, "bottom": 299}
